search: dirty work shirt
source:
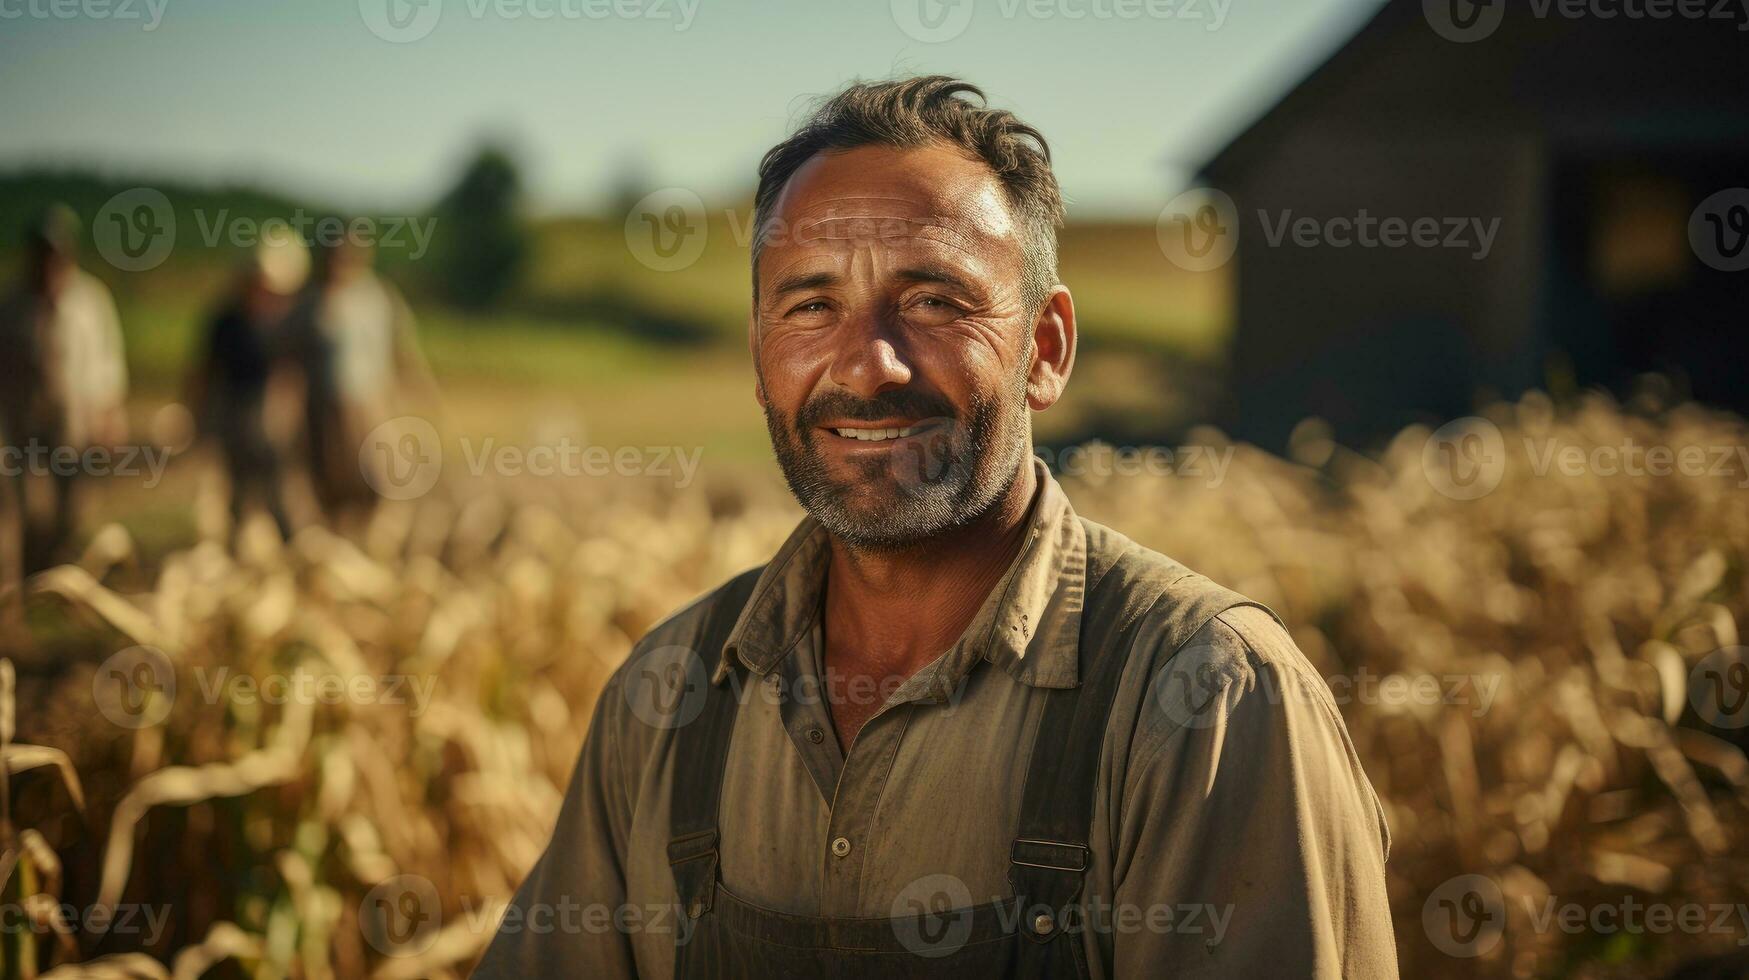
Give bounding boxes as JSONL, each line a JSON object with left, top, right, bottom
{"left": 476, "top": 462, "right": 1399, "bottom": 978}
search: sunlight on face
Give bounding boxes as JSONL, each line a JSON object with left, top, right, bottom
{"left": 752, "top": 144, "right": 1036, "bottom": 548}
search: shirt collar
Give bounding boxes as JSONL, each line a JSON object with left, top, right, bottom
{"left": 716, "top": 458, "right": 1088, "bottom": 692}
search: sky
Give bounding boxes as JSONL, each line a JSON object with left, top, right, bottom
{"left": 0, "top": 0, "right": 1384, "bottom": 218}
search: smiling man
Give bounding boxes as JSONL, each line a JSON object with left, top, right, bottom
{"left": 475, "top": 76, "right": 1397, "bottom": 978}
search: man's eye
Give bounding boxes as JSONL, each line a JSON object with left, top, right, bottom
{"left": 906, "top": 295, "right": 960, "bottom": 316}
{"left": 789, "top": 300, "right": 831, "bottom": 316}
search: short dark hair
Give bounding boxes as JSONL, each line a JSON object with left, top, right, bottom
{"left": 752, "top": 75, "right": 1065, "bottom": 312}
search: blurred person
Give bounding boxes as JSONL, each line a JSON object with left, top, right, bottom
{"left": 479, "top": 77, "right": 1397, "bottom": 979}
{"left": 185, "top": 230, "right": 309, "bottom": 542}
{"left": 0, "top": 204, "right": 129, "bottom": 576}
{"left": 287, "top": 234, "right": 436, "bottom": 525}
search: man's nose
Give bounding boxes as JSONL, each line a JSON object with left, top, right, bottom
{"left": 827, "top": 309, "right": 913, "bottom": 399}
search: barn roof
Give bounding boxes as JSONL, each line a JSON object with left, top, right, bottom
{"left": 1199, "top": 1, "right": 1749, "bottom": 182}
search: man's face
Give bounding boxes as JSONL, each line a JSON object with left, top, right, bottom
{"left": 752, "top": 143, "right": 1051, "bottom": 549}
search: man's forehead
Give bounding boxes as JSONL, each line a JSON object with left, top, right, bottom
{"left": 765, "top": 144, "right": 1018, "bottom": 247}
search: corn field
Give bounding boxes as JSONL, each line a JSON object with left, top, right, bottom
{"left": 4, "top": 389, "right": 1748, "bottom": 978}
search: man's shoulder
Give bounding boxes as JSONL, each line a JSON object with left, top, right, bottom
{"left": 1080, "top": 517, "right": 1221, "bottom": 600}
{"left": 603, "top": 564, "right": 768, "bottom": 697}
{"left": 651, "top": 563, "right": 767, "bottom": 648}
{"left": 1164, "top": 605, "right": 1323, "bottom": 702}
{"left": 1128, "top": 583, "right": 1343, "bottom": 754}
{"left": 1081, "top": 519, "right": 1289, "bottom": 662}
{"left": 1074, "top": 521, "right": 1335, "bottom": 726}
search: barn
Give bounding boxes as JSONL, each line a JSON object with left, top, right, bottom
{"left": 1195, "top": 0, "right": 1749, "bottom": 450}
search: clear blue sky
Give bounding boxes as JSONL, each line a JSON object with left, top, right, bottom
{"left": 0, "top": 0, "right": 1382, "bottom": 218}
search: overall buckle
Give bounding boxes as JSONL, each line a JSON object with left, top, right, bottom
{"left": 1009, "top": 838, "right": 1089, "bottom": 944}
{"left": 1010, "top": 838, "right": 1088, "bottom": 872}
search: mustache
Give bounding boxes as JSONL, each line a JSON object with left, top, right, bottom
{"left": 795, "top": 387, "right": 957, "bottom": 431}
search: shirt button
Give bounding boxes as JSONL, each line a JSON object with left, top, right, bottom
{"left": 1033, "top": 911, "right": 1055, "bottom": 935}
{"left": 830, "top": 836, "right": 852, "bottom": 858}
{"left": 806, "top": 728, "right": 825, "bottom": 744}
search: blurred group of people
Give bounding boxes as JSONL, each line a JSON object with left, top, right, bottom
{"left": 1, "top": 203, "right": 437, "bottom": 588}
{"left": 184, "top": 223, "right": 437, "bottom": 541}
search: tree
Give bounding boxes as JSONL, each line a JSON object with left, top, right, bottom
{"left": 431, "top": 145, "right": 527, "bottom": 310}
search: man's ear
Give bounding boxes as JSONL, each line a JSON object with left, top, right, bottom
{"left": 749, "top": 311, "right": 768, "bottom": 408}
{"left": 1026, "top": 286, "right": 1076, "bottom": 411}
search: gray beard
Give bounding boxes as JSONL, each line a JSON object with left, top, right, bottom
{"left": 762, "top": 382, "right": 1030, "bottom": 551}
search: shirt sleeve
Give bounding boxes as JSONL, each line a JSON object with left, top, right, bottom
{"left": 1110, "top": 607, "right": 1398, "bottom": 979}
{"left": 472, "top": 674, "right": 639, "bottom": 979}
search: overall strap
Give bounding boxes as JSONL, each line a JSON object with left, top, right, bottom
{"left": 667, "top": 566, "right": 766, "bottom": 921}
{"left": 1009, "top": 518, "right": 1264, "bottom": 954}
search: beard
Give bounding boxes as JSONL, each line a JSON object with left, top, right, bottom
{"left": 761, "top": 362, "right": 1032, "bottom": 551}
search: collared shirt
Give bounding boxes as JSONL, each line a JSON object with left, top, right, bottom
{"left": 476, "top": 462, "right": 1398, "bottom": 978}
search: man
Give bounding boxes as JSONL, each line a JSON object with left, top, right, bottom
{"left": 284, "top": 234, "right": 436, "bottom": 525}
{"left": 185, "top": 229, "right": 310, "bottom": 541}
{"left": 476, "top": 76, "right": 1396, "bottom": 978}
{"left": 0, "top": 205, "right": 129, "bottom": 575}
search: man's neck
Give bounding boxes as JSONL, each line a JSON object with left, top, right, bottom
{"left": 821, "top": 459, "right": 1040, "bottom": 700}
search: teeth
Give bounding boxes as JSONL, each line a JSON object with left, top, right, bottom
{"left": 834, "top": 426, "right": 918, "bottom": 441}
